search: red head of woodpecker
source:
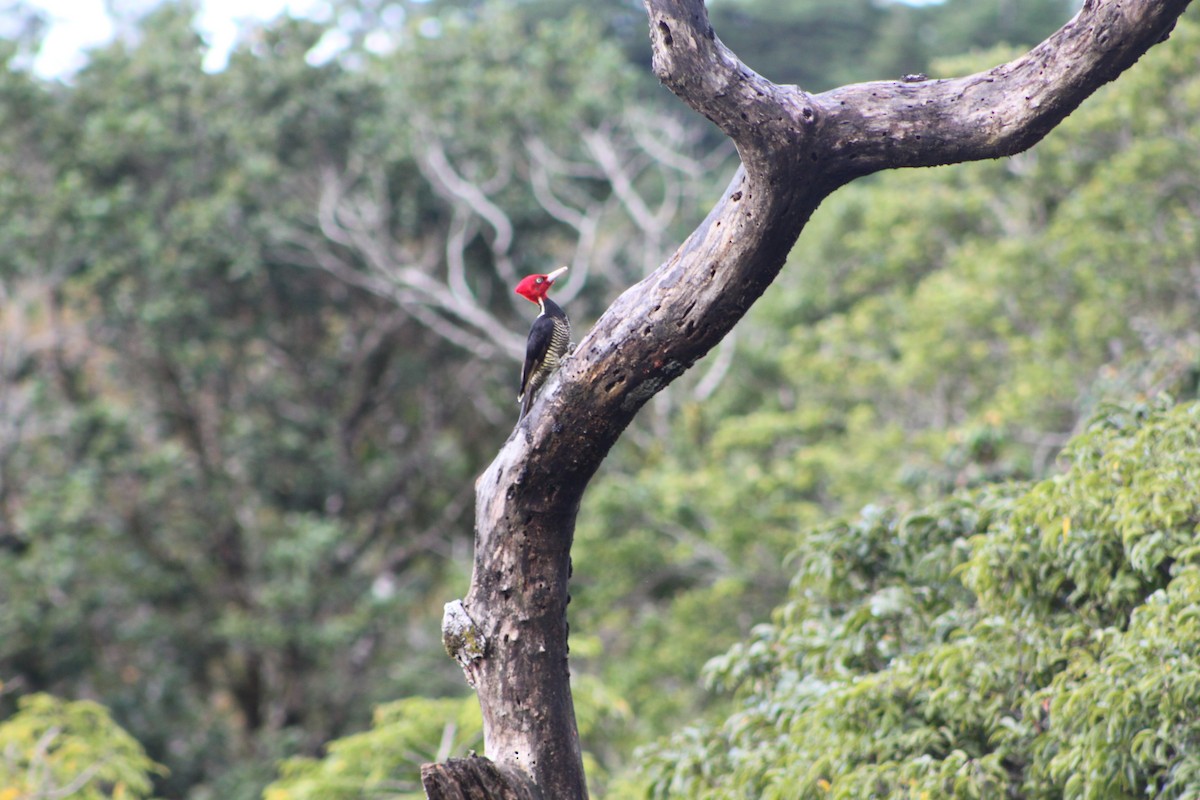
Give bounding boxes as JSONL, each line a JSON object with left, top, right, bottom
{"left": 515, "top": 266, "right": 571, "bottom": 420}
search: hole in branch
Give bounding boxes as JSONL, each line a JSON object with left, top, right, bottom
{"left": 657, "top": 20, "right": 673, "bottom": 47}
{"left": 675, "top": 300, "right": 697, "bottom": 325}
{"left": 603, "top": 373, "right": 627, "bottom": 393}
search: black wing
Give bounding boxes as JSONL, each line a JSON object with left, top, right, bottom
{"left": 519, "top": 313, "right": 556, "bottom": 402}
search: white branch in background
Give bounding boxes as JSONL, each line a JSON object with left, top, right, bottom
{"left": 305, "top": 114, "right": 737, "bottom": 378}
{"left": 629, "top": 109, "right": 733, "bottom": 178}
{"left": 445, "top": 205, "right": 482, "bottom": 316}
{"left": 692, "top": 331, "right": 737, "bottom": 403}
{"left": 418, "top": 139, "right": 519, "bottom": 287}
{"left": 524, "top": 136, "right": 605, "bottom": 308}
{"left": 594, "top": 126, "right": 683, "bottom": 236}
{"left": 300, "top": 165, "right": 527, "bottom": 361}
{"left": 583, "top": 128, "right": 659, "bottom": 235}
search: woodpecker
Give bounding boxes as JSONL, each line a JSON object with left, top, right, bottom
{"left": 515, "top": 266, "right": 571, "bottom": 420}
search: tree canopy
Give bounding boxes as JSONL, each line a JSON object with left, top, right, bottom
{"left": 640, "top": 398, "right": 1200, "bottom": 799}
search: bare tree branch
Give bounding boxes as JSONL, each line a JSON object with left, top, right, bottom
{"left": 629, "top": 108, "right": 733, "bottom": 179}
{"left": 692, "top": 330, "right": 736, "bottom": 402}
{"left": 813, "top": 3, "right": 1188, "bottom": 175}
{"left": 298, "top": 164, "right": 528, "bottom": 360}
{"left": 418, "top": 139, "right": 519, "bottom": 287}
{"left": 305, "top": 107, "right": 735, "bottom": 379}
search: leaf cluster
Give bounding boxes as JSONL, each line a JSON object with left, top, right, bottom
{"left": 0, "top": 692, "right": 165, "bottom": 800}
{"left": 637, "top": 399, "right": 1200, "bottom": 799}
{"left": 265, "top": 696, "right": 482, "bottom": 800}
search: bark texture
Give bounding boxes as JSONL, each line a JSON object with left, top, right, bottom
{"left": 425, "top": 1, "right": 1193, "bottom": 798}
{"left": 422, "top": 758, "right": 539, "bottom": 800}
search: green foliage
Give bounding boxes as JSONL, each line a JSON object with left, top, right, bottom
{"left": 1034, "top": 566, "right": 1200, "bottom": 799}
{"left": 360, "top": 1, "right": 654, "bottom": 279}
{"left": 3, "top": 2, "right": 1199, "bottom": 798}
{"left": 0, "top": 0, "right": 680, "bottom": 793}
{"left": 710, "top": 0, "right": 886, "bottom": 90}
{"left": 385, "top": 3, "right": 635, "bottom": 139}
{"left": 260, "top": 670, "right": 638, "bottom": 799}
{"left": 263, "top": 696, "right": 482, "bottom": 800}
{"left": 708, "top": 0, "right": 1074, "bottom": 90}
{"left": 0, "top": 692, "right": 164, "bottom": 799}
{"left": 966, "top": 401, "right": 1200, "bottom": 625}
{"left": 1, "top": 6, "right": 473, "bottom": 797}
{"left": 638, "top": 400, "right": 1200, "bottom": 799}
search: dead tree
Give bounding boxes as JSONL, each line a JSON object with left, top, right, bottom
{"left": 423, "top": 0, "right": 1194, "bottom": 797}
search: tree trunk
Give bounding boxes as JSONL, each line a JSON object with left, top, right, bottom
{"left": 424, "top": 0, "right": 1193, "bottom": 797}
{"left": 422, "top": 757, "right": 539, "bottom": 800}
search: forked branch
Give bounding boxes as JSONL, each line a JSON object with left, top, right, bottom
{"left": 425, "top": 1, "right": 1193, "bottom": 798}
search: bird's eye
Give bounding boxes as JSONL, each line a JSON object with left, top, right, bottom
{"left": 535, "top": 277, "right": 544, "bottom": 284}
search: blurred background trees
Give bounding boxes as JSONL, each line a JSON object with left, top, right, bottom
{"left": 2, "top": 0, "right": 1199, "bottom": 797}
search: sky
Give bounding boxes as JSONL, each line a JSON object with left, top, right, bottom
{"left": 20, "top": 0, "right": 947, "bottom": 79}
{"left": 24, "top": 0, "right": 325, "bottom": 76}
